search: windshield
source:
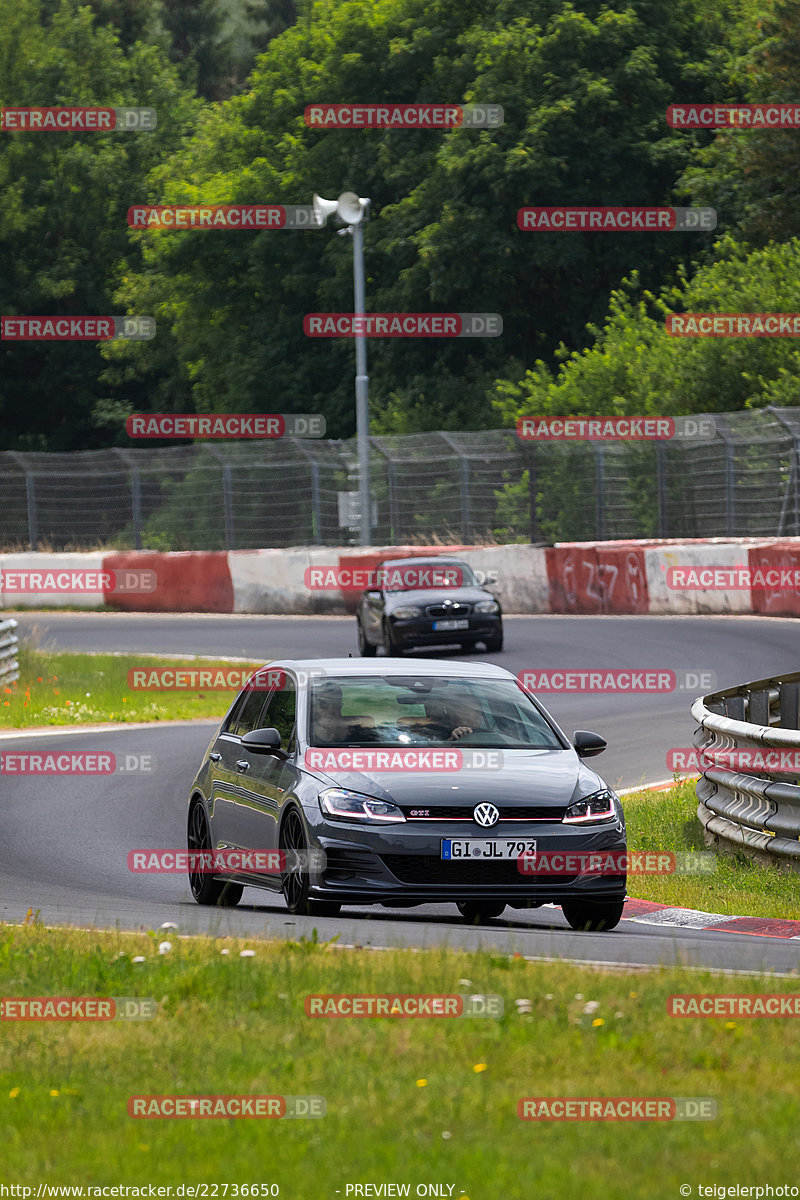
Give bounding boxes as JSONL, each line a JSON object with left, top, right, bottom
{"left": 380, "top": 559, "right": 477, "bottom": 592}
{"left": 307, "top": 676, "right": 564, "bottom": 750}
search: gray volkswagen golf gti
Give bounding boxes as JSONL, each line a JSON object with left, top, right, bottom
{"left": 186, "top": 659, "right": 627, "bottom": 929}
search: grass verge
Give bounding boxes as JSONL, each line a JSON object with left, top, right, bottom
{"left": 0, "top": 647, "right": 262, "bottom": 727}
{"left": 625, "top": 779, "right": 800, "bottom": 919}
{"left": 1, "top": 922, "right": 798, "bottom": 1194}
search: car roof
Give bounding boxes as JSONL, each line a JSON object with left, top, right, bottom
{"left": 266, "top": 658, "right": 513, "bottom": 681}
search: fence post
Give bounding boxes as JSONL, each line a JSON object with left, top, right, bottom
{"left": 206, "top": 447, "right": 234, "bottom": 549}
{"left": 8, "top": 452, "right": 36, "bottom": 549}
{"left": 656, "top": 442, "right": 667, "bottom": 537}
{"left": 594, "top": 444, "right": 606, "bottom": 540}
{"left": 113, "top": 448, "right": 142, "bottom": 549}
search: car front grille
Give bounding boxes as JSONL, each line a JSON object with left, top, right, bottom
{"left": 381, "top": 854, "right": 577, "bottom": 887}
{"left": 398, "top": 805, "right": 567, "bottom": 822}
{"left": 424, "top": 602, "right": 473, "bottom": 618}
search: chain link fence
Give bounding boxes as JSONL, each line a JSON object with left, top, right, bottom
{"left": 3, "top": 407, "right": 800, "bottom": 550}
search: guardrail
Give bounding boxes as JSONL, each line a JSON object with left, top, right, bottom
{"left": 692, "top": 673, "right": 800, "bottom": 864}
{"left": 0, "top": 617, "right": 19, "bottom": 685}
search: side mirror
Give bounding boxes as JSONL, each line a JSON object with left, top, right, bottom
{"left": 241, "top": 727, "right": 283, "bottom": 754}
{"left": 573, "top": 730, "right": 607, "bottom": 758}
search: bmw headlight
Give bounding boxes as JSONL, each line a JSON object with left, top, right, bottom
{"left": 474, "top": 599, "right": 500, "bottom": 614}
{"left": 563, "top": 788, "right": 619, "bottom": 825}
{"left": 392, "top": 606, "right": 422, "bottom": 619}
{"left": 320, "top": 788, "right": 406, "bottom": 824}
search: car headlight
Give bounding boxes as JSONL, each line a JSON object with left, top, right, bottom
{"left": 474, "top": 599, "right": 500, "bottom": 614}
{"left": 392, "top": 606, "right": 423, "bottom": 619}
{"left": 320, "top": 788, "right": 406, "bottom": 824}
{"left": 563, "top": 789, "right": 619, "bottom": 825}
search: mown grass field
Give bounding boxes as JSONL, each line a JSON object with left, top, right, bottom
{"left": 1, "top": 923, "right": 799, "bottom": 1196}
{"left": 0, "top": 647, "right": 263, "bottom": 726}
{"left": 623, "top": 780, "right": 800, "bottom": 919}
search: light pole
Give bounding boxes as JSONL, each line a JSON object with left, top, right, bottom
{"left": 313, "top": 191, "right": 372, "bottom": 545}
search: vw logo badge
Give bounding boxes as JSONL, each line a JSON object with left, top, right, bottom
{"left": 474, "top": 802, "right": 500, "bottom": 828}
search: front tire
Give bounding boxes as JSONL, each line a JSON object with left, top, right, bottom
{"left": 457, "top": 899, "right": 506, "bottom": 924}
{"left": 483, "top": 631, "right": 503, "bottom": 653}
{"left": 382, "top": 620, "right": 402, "bottom": 656}
{"left": 357, "top": 618, "right": 377, "bottom": 657}
{"left": 561, "top": 898, "right": 625, "bottom": 931}
{"left": 187, "top": 801, "right": 243, "bottom": 907}
{"left": 280, "top": 808, "right": 341, "bottom": 917}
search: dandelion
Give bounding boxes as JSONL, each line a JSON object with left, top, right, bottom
{"left": 582, "top": 1001, "right": 600, "bottom": 1015}
{"left": 592, "top": 1018, "right": 604, "bottom": 1028}
{"left": 574, "top": 993, "right": 584, "bottom": 1000}
{"left": 615, "top": 1011, "right": 624, "bottom": 1018}
{"left": 240, "top": 949, "right": 256, "bottom": 958}
{"left": 725, "top": 1021, "right": 736, "bottom": 1030}
{"left": 220, "top": 949, "right": 230, "bottom": 956}
{"left": 544, "top": 993, "right": 553, "bottom": 1000}
{"left": 629, "top": 991, "right": 638, "bottom": 999}
{"left": 441, "top": 1131, "right": 452, "bottom": 1140}
{"left": 157, "top": 941, "right": 172, "bottom": 955}
{"left": 9, "top": 1087, "right": 20, "bottom": 1098}
{"left": 132, "top": 956, "right": 146, "bottom": 964}
{"left": 50, "top": 1089, "right": 60, "bottom": 1097}
{"left": 473, "top": 1063, "right": 487, "bottom": 1073}
{"left": 159, "top": 922, "right": 178, "bottom": 932}
{"left": 458, "top": 979, "right": 472, "bottom": 988}
{"left": 416, "top": 1079, "right": 427, "bottom": 1087}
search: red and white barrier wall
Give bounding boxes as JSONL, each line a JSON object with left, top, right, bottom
{"left": 1, "top": 538, "right": 800, "bottom": 615}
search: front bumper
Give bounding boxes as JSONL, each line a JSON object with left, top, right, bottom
{"left": 300, "top": 808, "right": 627, "bottom": 905}
{"left": 390, "top": 613, "right": 502, "bottom": 647}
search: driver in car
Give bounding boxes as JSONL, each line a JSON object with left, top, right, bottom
{"left": 445, "top": 694, "right": 487, "bottom": 740}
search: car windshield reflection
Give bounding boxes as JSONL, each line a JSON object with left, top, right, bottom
{"left": 307, "top": 676, "right": 563, "bottom": 749}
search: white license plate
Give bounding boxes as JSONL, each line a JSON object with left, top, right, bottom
{"left": 433, "top": 619, "right": 470, "bottom": 631}
{"left": 441, "top": 839, "right": 536, "bottom": 860}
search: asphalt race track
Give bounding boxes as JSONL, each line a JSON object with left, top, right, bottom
{"left": 4, "top": 611, "right": 800, "bottom": 973}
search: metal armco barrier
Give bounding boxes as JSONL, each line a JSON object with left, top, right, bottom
{"left": 0, "top": 617, "right": 19, "bottom": 685}
{"left": 692, "top": 673, "right": 800, "bottom": 864}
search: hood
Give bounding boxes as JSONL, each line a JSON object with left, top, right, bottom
{"left": 303, "top": 748, "right": 605, "bottom": 808}
{"left": 384, "top": 586, "right": 496, "bottom": 609}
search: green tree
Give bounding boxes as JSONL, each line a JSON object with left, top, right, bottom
{"left": 0, "top": 0, "right": 201, "bottom": 450}
{"left": 115, "top": 0, "right": 742, "bottom": 438}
